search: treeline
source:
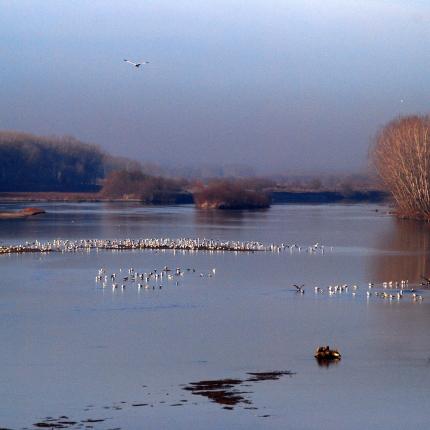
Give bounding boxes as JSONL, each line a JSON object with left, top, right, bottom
{"left": 1, "top": 130, "right": 389, "bottom": 210}
{"left": 0, "top": 131, "right": 144, "bottom": 192}
{"left": 101, "top": 171, "right": 273, "bottom": 208}
{"left": 272, "top": 173, "right": 382, "bottom": 194}
{"left": 0, "top": 131, "right": 108, "bottom": 191}
{"left": 101, "top": 170, "right": 191, "bottom": 204}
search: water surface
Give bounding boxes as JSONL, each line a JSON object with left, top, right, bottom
{"left": 0, "top": 203, "right": 429, "bottom": 429}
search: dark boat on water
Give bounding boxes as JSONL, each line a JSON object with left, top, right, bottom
{"left": 315, "top": 346, "right": 341, "bottom": 361}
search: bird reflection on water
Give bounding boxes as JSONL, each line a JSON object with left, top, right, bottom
{"left": 315, "top": 358, "right": 341, "bottom": 368}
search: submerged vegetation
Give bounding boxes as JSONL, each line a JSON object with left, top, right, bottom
{"left": 372, "top": 116, "right": 430, "bottom": 220}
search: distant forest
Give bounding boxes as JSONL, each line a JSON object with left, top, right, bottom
{"left": 0, "top": 131, "right": 138, "bottom": 192}
{"left": 0, "top": 130, "right": 385, "bottom": 203}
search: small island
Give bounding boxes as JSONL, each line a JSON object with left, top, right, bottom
{"left": 193, "top": 180, "right": 271, "bottom": 210}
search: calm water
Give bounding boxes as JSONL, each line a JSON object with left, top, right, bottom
{"left": 1, "top": 203, "right": 430, "bottom": 429}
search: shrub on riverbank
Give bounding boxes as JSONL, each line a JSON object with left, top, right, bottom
{"left": 101, "top": 169, "right": 190, "bottom": 203}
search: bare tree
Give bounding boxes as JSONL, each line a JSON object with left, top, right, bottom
{"left": 372, "top": 115, "right": 430, "bottom": 219}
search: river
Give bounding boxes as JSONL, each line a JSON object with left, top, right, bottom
{"left": 0, "top": 203, "right": 429, "bottom": 429}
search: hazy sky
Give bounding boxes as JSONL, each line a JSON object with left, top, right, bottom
{"left": 1, "top": 0, "right": 430, "bottom": 174}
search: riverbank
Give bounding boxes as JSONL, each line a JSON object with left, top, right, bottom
{"left": 0, "top": 207, "right": 46, "bottom": 219}
{"left": 0, "top": 190, "right": 389, "bottom": 204}
{"left": 271, "top": 190, "right": 389, "bottom": 204}
{"left": 0, "top": 192, "right": 126, "bottom": 202}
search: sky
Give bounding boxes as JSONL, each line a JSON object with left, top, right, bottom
{"left": 1, "top": 0, "right": 430, "bottom": 174}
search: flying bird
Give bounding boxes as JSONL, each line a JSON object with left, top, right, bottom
{"left": 123, "top": 59, "right": 150, "bottom": 68}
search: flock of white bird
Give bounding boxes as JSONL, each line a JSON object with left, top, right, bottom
{"left": 95, "top": 265, "right": 216, "bottom": 291}
{"left": 0, "top": 238, "right": 331, "bottom": 255}
{"left": 93, "top": 260, "right": 426, "bottom": 304}
{"left": 294, "top": 279, "right": 426, "bottom": 302}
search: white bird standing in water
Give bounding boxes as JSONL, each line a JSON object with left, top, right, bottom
{"left": 123, "top": 59, "right": 150, "bottom": 68}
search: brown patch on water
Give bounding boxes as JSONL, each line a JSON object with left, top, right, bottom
{"left": 183, "top": 370, "right": 294, "bottom": 410}
{"left": 33, "top": 417, "right": 77, "bottom": 429}
{"left": 27, "top": 370, "right": 294, "bottom": 428}
{"left": 183, "top": 378, "right": 250, "bottom": 407}
{"left": 33, "top": 416, "right": 107, "bottom": 430}
{"left": 81, "top": 420, "right": 105, "bottom": 424}
{"left": 246, "top": 370, "right": 294, "bottom": 382}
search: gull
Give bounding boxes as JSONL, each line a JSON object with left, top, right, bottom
{"left": 123, "top": 59, "right": 150, "bottom": 68}
{"left": 293, "top": 284, "right": 305, "bottom": 294}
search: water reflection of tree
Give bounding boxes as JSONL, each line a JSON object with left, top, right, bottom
{"left": 194, "top": 208, "right": 246, "bottom": 227}
{"left": 194, "top": 208, "right": 272, "bottom": 242}
{"left": 371, "top": 218, "right": 430, "bottom": 283}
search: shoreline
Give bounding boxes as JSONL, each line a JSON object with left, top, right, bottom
{"left": 0, "top": 192, "right": 139, "bottom": 203}
{"left": 0, "top": 190, "right": 389, "bottom": 204}
{"left": 271, "top": 190, "right": 389, "bottom": 204}
{"left": 0, "top": 207, "right": 46, "bottom": 219}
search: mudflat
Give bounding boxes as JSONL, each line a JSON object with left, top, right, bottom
{"left": 0, "top": 207, "right": 45, "bottom": 219}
